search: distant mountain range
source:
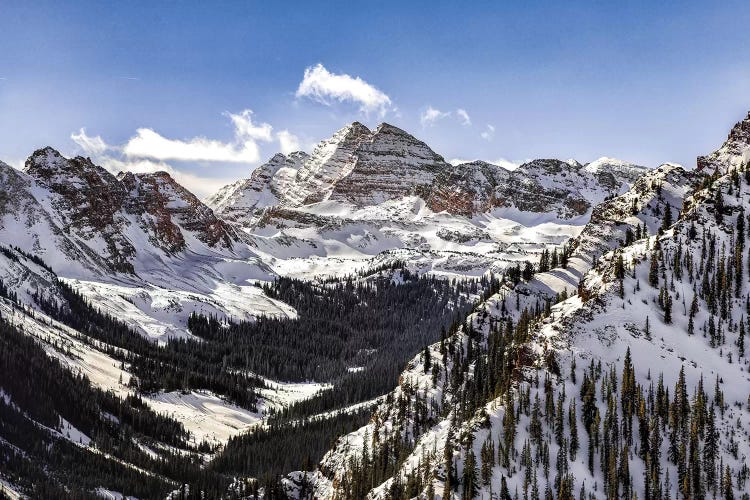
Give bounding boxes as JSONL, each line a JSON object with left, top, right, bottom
{"left": 3, "top": 111, "right": 750, "bottom": 498}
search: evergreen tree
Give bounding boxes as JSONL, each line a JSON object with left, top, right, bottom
{"left": 661, "top": 204, "right": 673, "bottom": 232}
{"left": 649, "top": 250, "right": 660, "bottom": 288}
{"left": 615, "top": 253, "right": 626, "bottom": 280}
{"left": 739, "top": 317, "right": 745, "bottom": 357}
{"left": 568, "top": 400, "right": 579, "bottom": 461}
{"left": 462, "top": 449, "right": 479, "bottom": 500}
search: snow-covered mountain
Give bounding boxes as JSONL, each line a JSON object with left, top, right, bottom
{"left": 0, "top": 148, "right": 291, "bottom": 340}
{"left": 698, "top": 110, "right": 750, "bottom": 173}
{"left": 209, "top": 123, "right": 647, "bottom": 222}
{"left": 19, "top": 112, "right": 750, "bottom": 499}
{"left": 208, "top": 123, "right": 648, "bottom": 279}
{"left": 0, "top": 129, "right": 647, "bottom": 339}
{"left": 296, "top": 114, "right": 750, "bottom": 499}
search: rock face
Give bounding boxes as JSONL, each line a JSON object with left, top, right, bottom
{"left": 697, "top": 111, "right": 750, "bottom": 173}
{"left": 327, "top": 123, "right": 449, "bottom": 205}
{"left": 209, "top": 122, "right": 649, "bottom": 223}
{"left": 0, "top": 148, "right": 282, "bottom": 341}
{"left": 208, "top": 151, "right": 308, "bottom": 224}
{"left": 120, "top": 171, "right": 236, "bottom": 253}
{"left": 2, "top": 148, "right": 242, "bottom": 275}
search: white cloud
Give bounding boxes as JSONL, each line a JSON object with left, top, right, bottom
{"left": 122, "top": 110, "right": 273, "bottom": 164}
{"left": 5, "top": 158, "right": 25, "bottom": 170}
{"left": 277, "top": 130, "right": 301, "bottom": 155}
{"left": 122, "top": 128, "right": 261, "bottom": 163}
{"left": 109, "top": 157, "right": 231, "bottom": 198}
{"left": 296, "top": 63, "right": 392, "bottom": 117}
{"left": 456, "top": 108, "right": 472, "bottom": 126}
{"left": 71, "top": 134, "right": 230, "bottom": 198}
{"left": 225, "top": 110, "right": 273, "bottom": 142}
{"left": 70, "top": 120, "right": 259, "bottom": 199}
{"left": 420, "top": 106, "right": 451, "bottom": 127}
{"left": 480, "top": 124, "right": 496, "bottom": 141}
{"left": 71, "top": 128, "right": 110, "bottom": 156}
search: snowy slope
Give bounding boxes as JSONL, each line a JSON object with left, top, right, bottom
{"left": 208, "top": 124, "right": 648, "bottom": 281}
{"left": 0, "top": 289, "right": 324, "bottom": 446}
{"left": 299, "top": 114, "right": 750, "bottom": 500}
{"left": 0, "top": 151, "right": 293, "bottom": 340}
{"left": 300, "top": 162, "right": 696, "bottom": 498}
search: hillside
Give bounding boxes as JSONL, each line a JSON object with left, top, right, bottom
{"left": 6, "top": 112, "right": 750, "bottom": 499}
{"left": 294, "top": 114, "right": 750, "bottom": 499}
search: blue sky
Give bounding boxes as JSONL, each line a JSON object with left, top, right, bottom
{"left": 1, "top": 1, "right": 750, "bottom": 196}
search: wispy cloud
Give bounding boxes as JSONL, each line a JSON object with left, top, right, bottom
{"left": 420, "top": 106, "right": 451, "bottom": 127}
{"left": 121, "top": 110, "right": 273, "bottom": 163}
{"left": 276, "top": 130, "right": 301, "bottom": 155}
{"left": 70, "top": 110, "right": 297, "bottom": 198}
{"left": 491, "top": 157, "right": 521, "bottom": 170}
{"left": 296, "top": 63, "right": 392, "bottom": 117}
{"left": 480, "top": 124, "right": 496, "bottom": 141}
{"left": 71, "top": 129, "right": 232, "bottom": 198}
{"left": 456, "top": 108, "right": 471, "bottom": 126}
{"left": 71, "top": 128, "right": 109, "bottom": 156}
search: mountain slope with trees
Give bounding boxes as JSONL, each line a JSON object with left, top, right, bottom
{"left": 300, "top": 113, "right": 750, "bottom": 500}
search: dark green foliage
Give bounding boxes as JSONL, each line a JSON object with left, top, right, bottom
{"left": 0, "top": 313, "right": 231, "bottom": 499}
{"left": 212, "top": 409, "right": 370, "bottom": 478}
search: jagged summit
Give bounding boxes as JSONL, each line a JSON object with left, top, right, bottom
{"left": 698, "top": 109, "right": 750, "bottom": 173}
{"left": 5, "top": 149, "right": 244, "bottom": 276}
{"left": 25, "top": 146, "right": 117, "bottom": 187}
{"left": 209, "top": 123, "right": 645, "bottom": 223}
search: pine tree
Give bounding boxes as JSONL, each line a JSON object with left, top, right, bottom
{"left": 661, "top": 204, "right": 673, "bottom": 232}
{"left": 568, "top": 400, "right": 579, "bottom": 461}
{"left": 723, "top": 465, "right": 734, "bottom": 500}
{"left": 738, "top": 317, "right": 745, "bottom": 357}
{"left": 615, "top": 253, "right": 625, "bottom": 280}
{"left": 480, "top": 438, "right": 494, "bottom": 486}
{"left": 649, "top": 250, "right": 660, "bottom": 288}
{"left": 500, "top": 476, "right": 512, "bottom": 500}
{"left": 555, "top": 394, "right": 565, "bottom": 446}
{"left": 704, "top": 405, "right": 718, "bottom": 492}
{"left": 715, "top": 189, "right": 725, "bottom": 224}
{"left": 462, "top": 449, "right": 478, "bottom": 500}
{"left": 664, "top": 292, "right": 673, "bottom": 324}
{"left": 688, "top": 294, "right": 698, "bottom": 335}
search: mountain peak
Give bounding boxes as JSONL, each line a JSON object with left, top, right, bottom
{"left": 25, "top": 148, "right": 119, "bottom": 191}
{"left": 24, "top": 146, "right": 66, "bottom": 171}
{"left": 727, "top": 110, "right": 750, "bottom": 143}
{"left": 697, "top": 109, "right": 750, "bottom": 172}
{"left": 373, "top": 122, "right": 406, "bottom": 134}
{"left": 342, "top": 121, "right": 371, "bottom": 136}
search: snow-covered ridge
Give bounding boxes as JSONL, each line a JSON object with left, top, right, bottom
{"left": 698, "top": 110, "right": 750, "bottom": 173}
{"left": 301, "top": 110, "right": 750, "bottom": 500}
{"left": 0, "top": 150, "right": 289, "bottom": 340}
{"left": 300, "top": 162, "right": 695, "bottom": 498}
{"left": 209, "top": 124, "right": 649, "bottom": 223}
{"left": 205, "top": 123, "right": 649, "bottom": 280}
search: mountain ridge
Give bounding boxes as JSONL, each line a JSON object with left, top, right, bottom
{"left": 294, "top": 113, "right": 750, "bottom": 500}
